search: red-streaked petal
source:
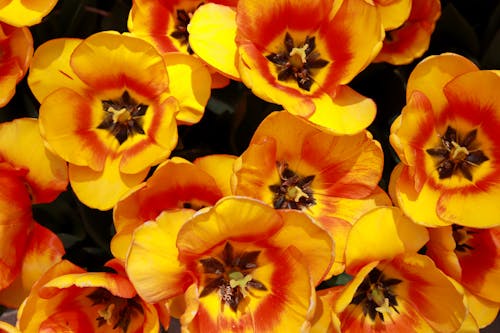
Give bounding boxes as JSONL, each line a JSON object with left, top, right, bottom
{"left": 70, "top": 31, "right": 169, "bottom": 97}
{"left": 112, "top": 157, "right": 223, "bottom": 260}
{"left": 0, "top": 170, "right": 32, "bottom": 291}
{"left": 0, "top": 223, "right": 64, "bottom": 308}
{"left": 177, "top": 197, "right": 284, "bottom": 257}
{"left": 237, "top": 0, "right": 333, "bottom": 48}
{"left": 187, "top": 246, "right": 315, "bottom": 332}
{"left": 0, "top": 118, "right": 68, "bottom": 204}
{"left": 39, "top": 88, "right": 111, "bottom": 172}
{"left": 126, "top": 211, "right": 195, "bottom": 303}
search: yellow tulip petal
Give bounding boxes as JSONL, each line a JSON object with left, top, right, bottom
{"left": 406, "top": 53, "right": 478, "bottom": 115}
{"left": 273, "top": 209, "right": 334, "bottom": 285}
{"left": 126, "top": 210, "right": 194, "bottom": 303}
{"left": 69, "top": 158, "right": 149, "bottom": 211}
{"left": 466, "top": 292, "right": 500, "bottom": 329}
{"left": 0, "top": 118, "right": 68, "bottom": 204}
{"left": 188, "top": 3, "right": 240, "bottom": 80}
{"left": 164, "top": 52, "right": 211, "bottom": 125}
{"left": 345, "top": 207, "right": 428, "bottom": 273}
{"left": 0, "top": 0, "right": 58, "bottom": 27}
{"left": 28, "top": 38, "right": 85, "bottom": 102}
{"left": 305, "top": 85, "right": 377, "bottom": 135}
{"left": 377, "top": 0, "right": 412, "bottom": 30}
{"left": 194, "top": 154, "right": 237, "bottom": 196}
{"left": 177, "top": 197, "right": 283, "bottom": 256}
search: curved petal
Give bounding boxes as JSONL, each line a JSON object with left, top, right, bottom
{"left": 377, "top": 0, "right": 412, "bottom": 30}
{"left": 306, "top": 85, "right": 377, "bottom": 135}
{"left": 466, "top": 292, "right": 500, "bottom": 329}
{"left": 28, "top": 38, "right": 85, "bottom": 103}
{"left": 69, "top": 158, "right": 149, "bottom": 211}
{"left": 0, "top": 118, "right": 68, "bottom": 204}
{"left": 194, "top": 154, "right": 237, "bottom": 196}
{"left": 70, "top": 31, "right": 169, "bottom": 98}
{"left": 0, "top": 321, "right": 20, "bottom": 333}
{"left": 126, "top": 211, "right": 195, "bottom": 303}
{"left": 188, "top": 3, "right": 240, "bottom": 80}
{"left": 406, "top": 53, "right": 478, "bottom": 115}
{"left": 345, "top": 207, "right": 429, "bottom": 274}
{"left": 272, "top": 209, "right": 334, "bottom": 285}
{"left": 0, "top": 0, "right": 58, "bottom": 27}
{"left": 164, "top": 52, "right": 212, "bottom": 125}
{"left": 177, "top": 197, "right": 284, "bottom": 256}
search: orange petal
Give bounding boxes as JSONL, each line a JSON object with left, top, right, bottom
{"left": 377, "top": 0, "right": 412, "bottom": 30}
{"left": 194, "top": 154, "right": 237, "bottom": 196}
{"left": 0, "top": 223, "right": 64, "bottom": 308}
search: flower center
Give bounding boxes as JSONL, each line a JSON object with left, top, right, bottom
{"left": 350, "top": 267, "right": 402, "bottom": 322}
{"left": 97, "top": 91, "right": 148, "bottom": 145}
{"left": 87, "top": 288, "right": 144, "bottom": 332}
{"left": 266, "top": 32, "right": 329, "bottom": 91}
{"left": 170, "top": 3, "right": 204, "bottom": 54}
{"left": 452, "top": 225, "right": 476, "bottom": 253}
{"left": 198, "top": 242, "right": 267, "bottom": 312}
{"left": 268, "top": 161, "right": 315, "bottom": 210}
{"left": 426, "top": 126, "right": 489, "bottom": 181}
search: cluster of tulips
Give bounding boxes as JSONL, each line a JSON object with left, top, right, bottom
{"left": 1, "top": 0, "right": 499, "bottom": 332}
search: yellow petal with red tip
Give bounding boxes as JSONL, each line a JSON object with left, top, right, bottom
{"left": 69, "top": 158, "right": 149, "bottom": 211}
{"left": 28, "top": 38, "right": 85, "bottom": 103}
{"left": 194, "top": 154, "right": 237, "bottom": 196}
{"left": 306, "top": 85, "right": 377, "bottom": 135}
{"left": 164, "top": 52, "right": 211, "bottom": 125}
{"left": 377, "top": 0, "right": 412, "bottom": 30}
{"left": 406, "top": 53, "right": 478, "bottom": 115}
{"left": 273, "top": 210, "right": 334, "bottom": 285}
{"left": 0, "top": 223, "right": 64, "bottom": 308}
{"left": 126, "top": 210, "right": 194, "bottom": 303}
{"left": 0, "top": 118, "right": 68, "bottom": 204}
{"left": 0, "top": 0, "right": 58, "bottom": 27}
{"left": 176, "top": 197, "right": 283, "bottom": 256}
{"left": 188, "top": 3, "right": 240, "bottom": 80}
{"left": 70, "top": 31, "right": 169, "bottom": 96}
{"left": 426, "top": 225, "right": 462, "bottom": 280}
{"left": 345, "top": 207, "right": 428, "bottom": 273}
